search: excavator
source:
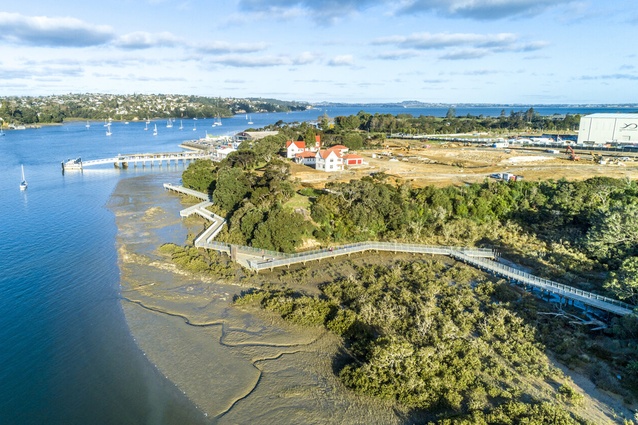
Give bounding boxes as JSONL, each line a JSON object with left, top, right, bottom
{"left": 565, "top": 145, "right": 580, "bottom": 161}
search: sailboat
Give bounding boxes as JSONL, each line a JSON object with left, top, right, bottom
{"left": 153, "top": 124, "right": 158, "bottom": 136}
{"left": 247, "top": 115, "right": 253, "bottom": 125}
{"left": 193, "top": 121, "right": 197, "bottom": 131}
{"left": 106, "top": 124, "right": 112, "bottom": 136}
{"left": 212, "top": 114, "right": 222, "bottom": 127}
{"left": 85, "top": 120, "right": 90, "bottom": 129}
{"left": 20, "top": 165, "right": 28, "bottom": 191}
{"left": 144, "top": 122, "right": 148, "bottom": 131}
{"left": 166, "top": 119, "right": 173, "bottom": 128}
{"left": 179, "top": 120, "right": 183, "bottom": 130}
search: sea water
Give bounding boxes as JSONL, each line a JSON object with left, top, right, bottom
{"left": 0, "top": 105, "right": 632, "bottom": 424}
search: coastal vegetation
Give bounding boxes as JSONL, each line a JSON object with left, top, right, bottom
{"left": 235, "top": 260, "right": 590, "bottom": 423}
{"left": 168, "top": 120, "right": 638, "bottom": 423}
{"left": 0, "top": 93, "right": 309, "bottom": 125}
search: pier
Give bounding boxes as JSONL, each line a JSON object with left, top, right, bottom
{"left": 62, "top": 151, "right": 215, "bottom": 171}
{"left": 164, "top": 184, "right": 636, "bottom": 317}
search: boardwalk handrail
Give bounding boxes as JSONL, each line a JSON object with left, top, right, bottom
{"left": 234, "top": 242, "right": 496, "bottom": 271}
{"left": 64, "top": 151, "right": 215, "bottom": 170}
{"left": 452, "top": 252, "right": 635, "bottom": 315}
{"left": 164, "top": 183, "right": 210, "bottom": 201}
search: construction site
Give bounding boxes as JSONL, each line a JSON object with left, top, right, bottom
{"left": 290, "top": 139, "right": 638, "bottom": 187}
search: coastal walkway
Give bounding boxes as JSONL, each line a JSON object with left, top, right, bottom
{"left": 62, "top": 151, "right": 214, "bottom": 171}
{"left": 163, "top": 183, "right": 636, "bottom": 317}
{"left": 162, "top": 184, "right": 227, "bottom": 244}
{"left": 452, "top": 252, "right": 635, "bottom": 316}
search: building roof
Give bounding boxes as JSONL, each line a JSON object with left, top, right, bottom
{"left": 329, "top": 144, "right": 348, "bottom": 151}
{"left": 583, "top": 113, "right": 638, "bottom": 119}
{"left": 317, "top": 149, "right": 341, "bottom": 159}
{"left": 286, "top": 140, "right": 306, "bottom": 149}
{"left": 295, "top": 151, "right": 316, "bottom": 158}
{"left": 239, "top": 130, "right": 280, "bottom": 140}
{"left": 343, "top": 153, "right": 363, "bottom": 159}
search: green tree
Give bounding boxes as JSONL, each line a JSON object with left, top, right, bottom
{"left": 213, "top": 167, "right": 251, "bottom": 212}
{"left": 342, "top": 133, "right": 364, "bottom": 150}
{"left": 605, "top": 256, "right": 638, "bottom": 305}
{"left": 584, "top": 203, "right": 638, "bottom": 263}
{"left": 252, "top": 207, "right": 309, "bottom": 252}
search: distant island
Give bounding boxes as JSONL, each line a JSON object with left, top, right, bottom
{"left": 314, "top": 100, "right": 638, "bottom": 109}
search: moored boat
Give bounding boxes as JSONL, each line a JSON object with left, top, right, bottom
{"left": 20, "top": 165, "right": 28, "bottom": 191}
{"left": 61, "top": 157, "right": 83, "bottom": 171}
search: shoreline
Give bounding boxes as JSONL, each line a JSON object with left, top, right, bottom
{"left": 110, "top": 173, "right": 403, "bottom": 424}
{"left": 109, "top": 173, "right": 636, "bottom": 424}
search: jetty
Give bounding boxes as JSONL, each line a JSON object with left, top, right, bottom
{"left": 164, "top": 184, "right": 636, "bottom": 317}
{"left": 62, "top": 151, "right": 214, "bottom": 171}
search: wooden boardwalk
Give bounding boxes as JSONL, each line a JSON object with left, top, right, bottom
{"left": 163, "top": 183, "right": 210, "bottom": 201}
{"left": 452, "top": 252, "right": 635, "bottom": 316}
{"left": 164, "top": 183, "right": 636, "bottom": 317}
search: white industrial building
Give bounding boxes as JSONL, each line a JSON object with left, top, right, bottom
{"left": 577, "top": 113, "right": 638, "bottom": 145}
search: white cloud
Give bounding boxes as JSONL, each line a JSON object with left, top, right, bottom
{"left": 328, "top": 54, "right": 354, "bottom": 66}
{"left": 115, "top": 31, "right": 182, "bottom": 49}
{"left": 395, "top": 0, "right": 576, "bottom": 20}
{"left": 209, "top": 54, "right": 294, "bottom": 67}
{"left": 197, "top": 40, "right": 269, "bottom": 54}
{"left": 374, "top": 32, "right": 518, "bottom": 49}
{"left": 0, "top": 12, "right": 114, "bottom": 47}
{"left": 237, "top": 0, "right": 379, "bottom": 23}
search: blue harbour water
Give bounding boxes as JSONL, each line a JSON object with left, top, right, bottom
{"left": 0, "top": 105, "right": 633, "bottom": 425}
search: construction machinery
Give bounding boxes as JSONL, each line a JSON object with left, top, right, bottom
{"left": 590, "top": 151, "right": 606, "bottom": 164}
{"left": 565, "top": 145, "right": 580, "bottom": 161}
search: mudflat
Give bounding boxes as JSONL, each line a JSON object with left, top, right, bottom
{"left": 109, "top": 173, "right": 402, "bottom": 424}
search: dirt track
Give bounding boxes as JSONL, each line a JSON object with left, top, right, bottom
{"left": 292, "top": 141, "right": 638, "bottom": 187}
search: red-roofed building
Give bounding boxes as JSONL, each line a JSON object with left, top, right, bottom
{"left": 294, "top": 151, "right": 317, "bottom": 166}
{"left": 315, "top": 149, "right": 344, "bottom": 172}
{"left": 286, "top": 140, "right": 306, "bottom": 158}
{"left": 343, "top": 154, "right": 364, "bottom": 165}
{"left": 328, "top": 144, "right": 349, "bottom": 155}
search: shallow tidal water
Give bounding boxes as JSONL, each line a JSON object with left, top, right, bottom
{"left": 111, "top": 174, "right": 403, "bottom": 424}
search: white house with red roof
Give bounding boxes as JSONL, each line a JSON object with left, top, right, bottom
{"left": 315, "top": 148, "right": 344, "bottom": 172}
{"left": 286, "top": 140, "right": 306, "bottom": 158}
{"left": 294, "top": 151, "right": 317, "bottom": 166}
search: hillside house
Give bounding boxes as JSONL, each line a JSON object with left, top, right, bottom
{"left": 286, "top": 140, "right": 306, "bottom": 158}
{"left": 315, "top": 149, "right": 344, "bottom": 172}
{"left": 294, "top": 151, "right": 317, "bottom": 166}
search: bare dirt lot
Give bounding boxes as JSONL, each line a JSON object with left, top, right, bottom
{"left": 291, "top": 141, "right": 638, "bottom": 187}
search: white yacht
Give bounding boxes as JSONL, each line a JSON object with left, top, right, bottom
{"left": 20, "top": 165, "right": 28, "bottom": 191}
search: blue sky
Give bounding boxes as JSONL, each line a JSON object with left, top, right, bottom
{"left": 1, "top": 1, "right": 636, "bottom": 103}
